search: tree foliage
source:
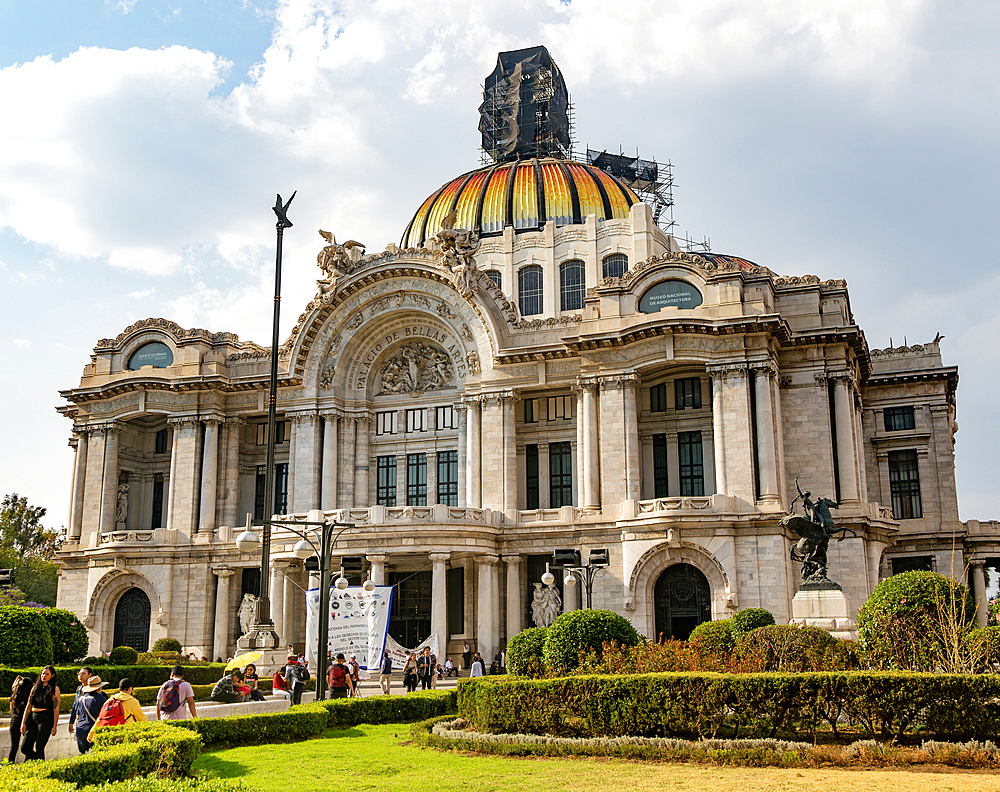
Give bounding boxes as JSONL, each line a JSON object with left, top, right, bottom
{"left": 0, "top": 493, "right": 60, "bottom": 558}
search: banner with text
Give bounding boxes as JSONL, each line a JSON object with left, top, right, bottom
{"left": 305, "top": 585, "right": 393, "bottom": 670}
{"left": 383, "top": 632, "right": 440, "bottom": 670}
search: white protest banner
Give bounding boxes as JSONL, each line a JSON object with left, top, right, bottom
{"left": 383, "top": 632, "right": 440, "bottom": 670}
{"left": 305, "top": 585, "right": 392, "bottom": 670}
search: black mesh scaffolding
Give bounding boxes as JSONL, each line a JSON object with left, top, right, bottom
{"left": 479, "top": 46, "right": 571, "bottom": 163}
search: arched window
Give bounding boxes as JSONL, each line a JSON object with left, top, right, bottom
{"left": 127, "top": 341, "right": 173, "bottom": 370}
{"left": 518, "top": 265, "right": 543, "bottom": 316}
{"left": 559, "top": 259, "right": 585, "bottom": 312}
{"left": 602, "top": 253, "right": 628, "bottom": 280}
{"left": 485, "top": 269, "right": 502, "bottom": 290}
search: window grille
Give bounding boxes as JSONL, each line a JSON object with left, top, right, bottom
{"left": 518, "top": 265, "right": 543, "bottom": 316}
{"left": 559, "top": 259, "right": 585, "bottom": 311}
{"left": 602, "top": 253, "right": 628, "bottom": 280}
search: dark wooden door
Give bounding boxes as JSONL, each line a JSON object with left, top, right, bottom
{"left": 113, "top": 588, "right": 151, "bottom": 652}
{"left": 653, "top": 563, "right": 711, "bottom": 642}
{"left": 388, "top": 571, "right": 431, "bottom": 648}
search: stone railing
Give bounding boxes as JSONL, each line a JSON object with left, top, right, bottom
{"left": 636, "top": 497, "right": 714, "bottom": 513}
{"left": 99, "top": 529, "right": 156, "bottom": 545}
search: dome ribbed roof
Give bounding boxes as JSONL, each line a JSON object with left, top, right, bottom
{"left": 402, "top": 158, "right": 641, "bottom": 248}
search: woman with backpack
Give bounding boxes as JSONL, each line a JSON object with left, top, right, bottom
{"left": 7, "top": 674, "right": 32, "bottom": 763}
{"left": 19, "top": 665, "right": 60, "bottom": 761}
{"left": 326, "top": 653, "right": 355, "bottom": 699}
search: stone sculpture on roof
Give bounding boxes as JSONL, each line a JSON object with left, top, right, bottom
{"left": 431, "top": 209, "right": 481, "bottom": 298}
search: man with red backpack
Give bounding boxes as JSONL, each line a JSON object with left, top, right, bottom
{"left": 156, "top": 665, "right": 197, "bottom": 720}
{"left": 88, "top": 678, "right": 147, "bottom": 742}
{"left": 327, "top": 653, "right": 355, "bottom": 699}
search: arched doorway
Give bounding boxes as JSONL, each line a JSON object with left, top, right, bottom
{"left": 653, "top": 563, "right": 711, "bottom": 641}
{"left": 113, "top": 588, "right": 151, "bottom": 651}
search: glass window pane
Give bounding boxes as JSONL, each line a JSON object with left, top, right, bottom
{"left": 602, "top": 253, "right": 628, "bottom": 280}
{"left": 518, "top": 265, "right": 543, "bottom": 316}
{"left": 560, "top": 259, "right": 585, "bottom": 311}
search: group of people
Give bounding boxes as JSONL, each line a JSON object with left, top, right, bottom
{"left": 210, "top": 664, "right": 267, "bottom": 705}
{"left": 6, "top": 664, "right": 198, "bottom": 764}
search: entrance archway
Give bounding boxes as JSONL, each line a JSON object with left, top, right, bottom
{"left": 653, "top": 563, "right": 711, "bottom": 641}
{"left": 113, "top": 588, "right": 151, "bottom": 652}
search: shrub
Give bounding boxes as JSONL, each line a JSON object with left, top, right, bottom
{"left": 506, "top": 627, "right": 548, "bottom": 676}
{"left": 138, "top": 652, "right": 184, "bottom": 666}
{"left": 579, "top": 639, "right": 700, "bottom": 675}
{"left": 730, "top": 608, "right": 775, "bottom": 641}
{"left": 857, "top": 571, "right": 975, "bottom": 671}
{"left": 542, "top": 610, "right": 640, "bottom": 673}
{"left": 151, "top": 638, "right": 182, "bottom": 653}
{"left": 687, "top": 620, "right": 735, "bottom": 670}
{"left": 0, "top": 663, "right": 228, "bottom": 696}
{"left": 0, "top": 606, "right": 53, "bottom": 666}
{"left": 732, "top": 625, "right": 836, "bottom": 672}
{"left": 109, "top": 646, "right": 139, "bottom": 665}
{"left": 966, "top": 626, "right": 1000, "bottom": 671}
{"left": 824, "top": 639, "right": 863, "bottom": 671}
{"left": 40, "top": 608, "right": 90, "bottom": 664}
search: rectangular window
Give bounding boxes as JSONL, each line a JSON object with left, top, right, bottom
{"left": 678, "top": 431, "right": 704, "bottom": 496}
{"left": 377, "top": 456, "right": 397, "bottom": 506}
{"left": 446, "top": 566, "right": 465, "bottom": 636}
{"left": 675, "top": 378, "right": 702, "bottom": 410}
{"left": 406, "top": 453, "right": 427, "bottom": 506}
{"left": 154, "top": 428, "right": 168, "bottom": 454}
{"left": 437, "top": 450, "right": 458, "bottom": 506}
{"left": 523, "top": 398, "right": 537, "bottom": 423}
{"left": 151, "top": 475, "right": 164, "bottom": 529}
{"left": 549, "top": 442, "right": 574, "bottom": 508}
{"left": 546, "top": 394, "right": 575, "bottom": 421}
{"left": 376, "top": 411, "right": 398, "bottom": 435}
{"left": 891, "top": 555, "right": 933, "bottom": 575}
{"left": 650, "top": 383, "right": 667, "bottom": 413}
{"left": 653, "top": 434, "right": 668, "bottom": 498}
{"left": 274, "top": 462, "right": 289, "bottom": 515}
{"left": 254, "top": 465, "right": 267, "bottom": 520}
{"left": 526, "top": 444, "right": 539, "bottom": 510}
{"left": 406, "top": 408, "right": 428, "bottom": 433}
{"left": 884, "top": 406, "right": 916, "bottom": 432}
{"left": 435, "top": 406, "right": 457, "bottom": 430}
{"left": 255, "top": 421, "right": 290, "bottom": 445}
{"left": 888, "top": 450, "right": 922, "bottom": 519}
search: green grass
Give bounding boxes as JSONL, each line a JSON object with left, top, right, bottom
{"left": 194, "top": 724, "right": 1000, "bottom": 792}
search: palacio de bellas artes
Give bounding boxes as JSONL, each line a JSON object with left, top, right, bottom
{"left": 53, "top": 46, "right": 998, "bottom": 667}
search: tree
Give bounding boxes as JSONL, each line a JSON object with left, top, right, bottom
{"left": 0, "top": 493, "right": 60, "bottom": 558}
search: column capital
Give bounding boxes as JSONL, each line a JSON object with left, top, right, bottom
{"left": 367, "top": 553, "right": 389, "bottom": 563}
{"left": 212, "top": 567, "right": 236, "bottom": 578}
{"left": 224, "top": 416, "right": 246, "bottom": 428}
{"left": 706, "top": 363, "right": 748, "bottom": 379}
{"left": 574, "top": 377, "right": 599, "bottom": 392}
{"left": 167, "top": 416, "right": 200, "bottom": 428}
{"left": 94, "top": 421, "right": 124, "bottom": 435}
{"left": 477, "top": 553, "right": 500, "bottom": 566}
{"left": 68, "top": 436, "right": 80, "bottom": 449}
{"left": 428, "top": 552, "right": 451, "bottom": 563}
{"left": 598, "top": 373, "right": 639, "bottom": 391}
{"left": 202, "top": 416, "right": 224, "bottom": 427}
{"left": 969, "top": 558, "right": 987, "bottom": 568}
{"left": 288, "top": 410, "right": 320, "bottom": 423}
{"left": 501, "top": 553, "right": 522, "bottom": 564}
{"left": 481, "top": 389, "right": 519, "bottom": 404}
{"left": 749, "top": 360, "right": 779, "bottom": 378}
{"left": 461, "top": 394, "right": 483, "bottom": 407}
{"left": 319, "top": 409, "right": 342, "bottom": 419}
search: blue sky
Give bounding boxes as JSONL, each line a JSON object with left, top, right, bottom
{"left": 1, "top": 0, "right": 998, "bottom": 531}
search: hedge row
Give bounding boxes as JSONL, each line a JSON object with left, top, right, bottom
{"left": 0, "top": 663, "right": 230, "bottom": 694}
{"left": 413, "top": 716, "right": 1000, "bottom": 769}
{"left": 6, "top": 778, "right": 245, "bottom": 792}
{"left": 457, "top": 672, "right": 1000, "bottom": 742}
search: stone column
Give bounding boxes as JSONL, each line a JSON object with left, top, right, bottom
{"left": 69, "top": 431, "right": 88, "bottom": 540}
{"left": 100, "top": 423, "right": 121, "bottom": 535}
{"left": 711, "top": 372, "right": 727, "bottom": 496}
{"left": 503, "top": 555, "right": 522, "bottom": 640}
{"left": 752, "top": 364, "right": 780, "bottom": 503}
{"left": 597, "top": 375, "right": 639, "bottom": 507}
{"left": 368, "top": 553, "right": 388, "bottom": 586}
{"left": 395, "top": 454, "right": 407, "bottom": 507}
{"left": 427, "top": 452, "right": 438, "bottom": 506}
{"left": 166, "top": 417, "right": 200, "bottom": 535}
{"left": 355, "top": 415, "right": 371, "bottom": 507}
{"left": 270, "top": 561, "right": 285, "bottom": 644}
{"left": 212, "top": 568, "right": 235, "bottom": 662}
{"left": 283, "top": 567, "right": 297, "bottom": 651}
{"left": 430, "top": 553, "right": 450, "bottom": 648}
{"left": 338, "top": 418, "right": 356, "bottom": 507}
{"left": 80, "top": 426, "right": 106, "bottom": 547}
{"left": 832, "top": 374, "right": 860, "bottom": 502}
{"left": 476, "top": 554, "right": 499, "bottom": 663}
{"left": 538, "top": 443, "right": 551, "bottom": 509}
{"left": 502, "top": 394, "right": 518, "bottom": 513}
{"left": 465, "top": 398, "right": 482, "bottom": 508}
{"left": 972, "top": 560, "right": 989, "bottom": 628}
{"left": 290, "top": 413, "right": 321, "bottom": 512}
{"left": 455, "top": 403, "right": 467, "bottom": 506}
{"left": 321, "top": 413, "right": 339, "bottom": 510}
{"left": 198, "top": 418, "right": 221, "bottom": 534}
{"left": 581, "top": 381, "right": 600, "bottom": 508}
{"left": 623, "top": 377, "right": 640, "bottom": 501}
{"left": 220, "top": 418, "right": 243, "bottom": 530}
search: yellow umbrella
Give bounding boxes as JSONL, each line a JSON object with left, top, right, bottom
{"left": 225, "top": 651, "right": 263, "bottom": 672}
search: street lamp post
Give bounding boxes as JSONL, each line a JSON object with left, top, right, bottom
{"left": 236, "top": 510, "right": 373, "bottom": 700}
{"left": 545, "top": 548, "right": 610, "bottom": 610}
{"left": 239, "top": 192, "right": 296, "bottom": 651}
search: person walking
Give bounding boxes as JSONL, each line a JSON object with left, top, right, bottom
{"left": 378, "top": 650, "right": 392, "bottom": 695}
{"left": 402, "top": 652, "right": 418, "bottom": 693}
{"left": 88, "top": 678, "right": 146, "bottom": 744}
{"left": 416, "top": 646, "right": 434, "bottom": 690}
{"left": 66, "top": 666, "right": 91, "bottom": 738}
{"left": 284, "top": 655, "right": 309, "bottom": 706}
{"left": 156, "top": 665, "right": 197, "bottom": 720}
{"left": 347, "top": 654, "right": 361, "bottom": 697}
{"left": 70, "top": 675, "right": 108, "bottom": 754}
{"left": 327, "top": 653, "right": 355, "bottom": 698}
{"left": 20, "top": 665, "right": 60, "bottom": 761}
{"left": 462, "top": 641, "right": 471, "bottom": 670}
{"left": 7, "top": 674, "right": 33, "bottom": 763}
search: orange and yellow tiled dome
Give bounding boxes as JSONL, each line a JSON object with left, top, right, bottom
{"left": 401, "top": 158, "right": 641, "bottom": 248}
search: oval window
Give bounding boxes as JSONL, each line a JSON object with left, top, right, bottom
{"left": 127, "top": 341, "right": 173, "bottom": 370}
{"left": 638, "top": 280, "right": 703, "bottom": 313}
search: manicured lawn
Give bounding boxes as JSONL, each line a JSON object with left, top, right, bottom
{"left": 194, "top": 724, "right": 1000, "bottom": 792}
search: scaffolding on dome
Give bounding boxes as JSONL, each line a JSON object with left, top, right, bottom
{"left": 479, "top": 46, "right": 574, "bottom": 164}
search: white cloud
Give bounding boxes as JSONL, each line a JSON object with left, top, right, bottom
{"left": 12, "top": 339, "right": 30, "bottom": 348}
{"left": 127, "top": 287, "right": 156, "bottom": 299}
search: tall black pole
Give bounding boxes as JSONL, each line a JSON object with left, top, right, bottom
{"left": 316, "top": 523, "right": 332, "bottom": 701}
{"left": 249, "top": 192, "right": 295, "bottom": 647}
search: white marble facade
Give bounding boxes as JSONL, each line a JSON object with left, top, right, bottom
{"left": 56, "top": 191, "right": 992, "bottom": 660}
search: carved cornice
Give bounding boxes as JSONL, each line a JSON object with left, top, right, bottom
{"left": 598, "top": 373, "right": 639, "bottom": 391}
{"left": 748, "top": 361, "right": 779, "bottom": 377}
{"left": 96, "top": 317, "right": 242, "bottom": 351}
{"left": 706, "top": 363, "right": 748, "bottom": 379}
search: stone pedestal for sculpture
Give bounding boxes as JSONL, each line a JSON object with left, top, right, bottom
{"left": 790, "top": 589, "right": 857, "bottom": 640}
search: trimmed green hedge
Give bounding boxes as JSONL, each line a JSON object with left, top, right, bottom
{"left": 506, "top": 627, "right": 547, "bottom": 676}
{"left": 457, "top": 671, "right": 1000, "bottom": 742}
{"left": 109, "top": 647, "right": 140, "bottom": 665}
{"left": 39, "top": 609, "right": 89, "bottom": 665}
{"left": 542, "top": 609, "right": 640, "bottom": 672}
{"left": 0, "top": 663, "right": 231, "bottom": 694}
{"left": 0, "top": 607, "right": 54, "bottom": 666}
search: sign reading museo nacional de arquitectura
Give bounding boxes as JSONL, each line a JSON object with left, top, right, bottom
{"left": 53, "top": 46, "right": 994, "bottom": 669}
